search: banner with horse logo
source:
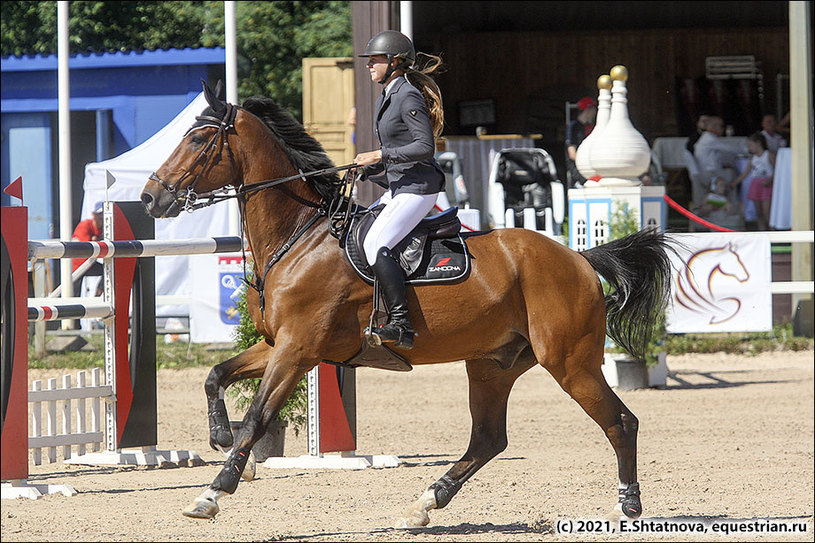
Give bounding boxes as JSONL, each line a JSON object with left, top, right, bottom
{"left": 666, "top": 233, "right": 771, "bottom": 333}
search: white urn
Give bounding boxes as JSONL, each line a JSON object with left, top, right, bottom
{"left": 575, "top": 74, "right": 612, "bottom": 179}
{"left": 589, "top": 65, "right": 650, "bottom": 185}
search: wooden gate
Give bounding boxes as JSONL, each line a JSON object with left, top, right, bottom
{"left": 302, "top": 57, "right": 356, "bottom": 167}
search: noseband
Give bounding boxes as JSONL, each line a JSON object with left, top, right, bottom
{"left": 149, "top": 103, "right": 238, "bottom": 212}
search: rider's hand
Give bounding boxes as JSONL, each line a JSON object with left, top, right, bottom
{"left": 354, "top": 150, "right": 382, "bottom": 167}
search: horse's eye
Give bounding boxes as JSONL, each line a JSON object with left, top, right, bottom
{"left": 189, "top": 135, "right": 205, "bottom": 146}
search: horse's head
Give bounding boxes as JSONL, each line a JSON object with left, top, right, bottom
{"left": 141, "top": 80, "right": 239, "bottom": 218}
{"left": 716, "top": 242, "right": 750, "bottom": 282}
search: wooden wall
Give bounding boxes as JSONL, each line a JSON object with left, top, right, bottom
{"left": 428, "top": 26, "right": 790, "bottom": 143}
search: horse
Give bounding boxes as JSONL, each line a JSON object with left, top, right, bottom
{"left": 673, "top": 242, "right": 749, "bottom": 325}
{"left": 140, "top": 81, "right": 675, "bottom": 527}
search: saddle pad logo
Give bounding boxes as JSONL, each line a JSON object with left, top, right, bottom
{"left": 427, "top": 255, "right": 462, "bottom": 275}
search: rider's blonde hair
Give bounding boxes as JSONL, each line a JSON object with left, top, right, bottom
{"left": 403, "top": 53, "right": 445, "bottom": 139}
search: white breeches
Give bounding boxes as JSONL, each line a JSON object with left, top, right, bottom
{"left": 363, "top": 190, "right": 439, "bottom": 266}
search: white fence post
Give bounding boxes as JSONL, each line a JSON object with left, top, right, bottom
{"left": 61, "top": 374, "right": 72, "bottom": 460}
{"left": 91, "top": 368, "right": 101, "bottom": 453}
{"left": 76, "top": 371, "right": 87, "bottom": 457}
{"left": 32, "top": 380, "right": 42, "bottom": 466}
{"left": 46, "top": 378, "right": 57, "bottom": 463}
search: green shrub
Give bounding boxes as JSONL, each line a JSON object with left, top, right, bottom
{"left": 229, "top": 278, "right": 308, "bottom": 435}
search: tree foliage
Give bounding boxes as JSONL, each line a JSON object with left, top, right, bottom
{"left": 0, "top": 1, "right": 352, "bottom": 119}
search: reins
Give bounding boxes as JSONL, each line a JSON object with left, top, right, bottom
{"left": 187, "top": 162, "right": 359, "bottom": 212}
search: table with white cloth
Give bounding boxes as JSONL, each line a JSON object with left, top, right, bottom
{"left": 769, "top": 147, "right": 792, "bottom": 230}
{"left": 651, "top": 137, "right": 690, "bottom": 169}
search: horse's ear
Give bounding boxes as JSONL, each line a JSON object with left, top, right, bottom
{"left": 202, "top": 79, "right": 226, "bottom": 112}
{"left": 213, "top": 80, "right": 226, "bottom": 101}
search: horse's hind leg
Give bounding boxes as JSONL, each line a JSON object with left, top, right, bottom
{"left": 396, "top": 356, "right": 535, "bottom": 528}
{"left": 550, "top": 358, "right": 642, "bottom": 519}
{"left": 204, "top": 339, "right": 272, "bottom": 451}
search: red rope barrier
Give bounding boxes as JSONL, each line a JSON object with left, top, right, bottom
{"left": 662, "top": 194, "right": 738, "bottom": 233}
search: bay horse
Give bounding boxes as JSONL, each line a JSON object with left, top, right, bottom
{"left": 141, "top": 82, "right": 674, "bottom": 527}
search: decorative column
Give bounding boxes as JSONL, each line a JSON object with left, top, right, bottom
{"left": 575, "top": 74, "right": 612, "bottom": 179}
{"left": 568, "top": 65, "right": 665, "bottom": 251}
{"left": 587, "top": 65, "right": 651, "bottom": 186}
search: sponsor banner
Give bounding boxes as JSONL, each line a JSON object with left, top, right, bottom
{"left": 666, "top": 233, "right": 771, "bottom": 333}
{"left": 190, "top": 253, "right": 245, "bottom": 343}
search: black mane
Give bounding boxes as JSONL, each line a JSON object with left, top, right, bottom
{"left": 240, "top": 96, "right": 341, "bottom": 201}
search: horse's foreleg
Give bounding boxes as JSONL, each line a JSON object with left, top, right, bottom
{"left": 204, "top": 340, "right": 271, "bottom": 451}
{"left": 396, "top": 357, "right": 534, "bottom": 529}
{"left": 184, "top": 348, "right": 315, "bottom": 520}
{"left": 554, "top": 359, "right": 642, "bottom": 519}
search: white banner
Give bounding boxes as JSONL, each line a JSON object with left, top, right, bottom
{"left": 189, "top": 253, "right": 245, "bottom": 343}
{"left": 666, "top": 233, "right": 772, "bottom": 333}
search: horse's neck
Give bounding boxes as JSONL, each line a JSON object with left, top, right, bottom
{"left": 238, "top": 114, "right": 328, "bottom": 272}
{"left": 688, "top": 250, "right": 723, "bottom": 278}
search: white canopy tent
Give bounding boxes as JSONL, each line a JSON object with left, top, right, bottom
{"left": 80, "top": 92, "right": 234, "bottom": 317}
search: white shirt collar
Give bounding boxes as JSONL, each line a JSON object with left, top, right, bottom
{"left": 384, "top": 76, "right": 403, "bottom": 97}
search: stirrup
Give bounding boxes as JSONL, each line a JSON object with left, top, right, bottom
{"left": 372, "top": 323, "right": 414, "bottom": 349}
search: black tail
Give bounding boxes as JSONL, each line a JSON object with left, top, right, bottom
{"left": 581, "top": 228, "right": 676, "bottom": 360}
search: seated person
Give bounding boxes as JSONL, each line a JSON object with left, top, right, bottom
{"left": 698, "top": 176, "right": 731, "bottom": 217}
{"left": 694, "top": 115, "right": 747, "bottom": 186}
{"left": 686, "top": 114, "right": 710, "bottom": 153}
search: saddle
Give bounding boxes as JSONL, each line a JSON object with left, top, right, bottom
{"left": 344, "top": 205, "right": 471, "bottom": 285}
{"left": 328, "top": 205, "right": 472, "bottom": 372}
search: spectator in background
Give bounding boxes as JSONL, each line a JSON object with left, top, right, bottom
{"left": 760, "top": 113, "right": 787, "bottom": 154}
{"left": 777, "top": 111, "right": 791, "bottom": 140}
{"left": 686, "top": 114, "right": 710, "bottom": 153}
{"left": 71, "top": 200, "right": 104, "bottom": 296}
{"left": 565, "top": 96, "right": 597, "bottom": 188}
{"left": 694, "top": 115, "right": 747, "bottom": 185}
{"left": 732, "top": 132, "right": 775, "bottom": 231}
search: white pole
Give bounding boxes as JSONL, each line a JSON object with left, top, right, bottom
{"left": 57, "top": 1, "right": 74, "bottom": 324}
{"left": 224, "top": 0, "right": 240, "bottom": 237}
{"left": 400, "top": 1, "right": 413, "bottom": 39}
{"left": 788, "top": 0, "right": 814, "bottom": 315}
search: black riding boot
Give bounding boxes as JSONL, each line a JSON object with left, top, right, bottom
{"left": 371, "top": 248, "right": 415, "bottom": 349}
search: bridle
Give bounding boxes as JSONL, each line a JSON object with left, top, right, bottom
{"left": 148, "top": 103, "right": 239, "bottom": 213}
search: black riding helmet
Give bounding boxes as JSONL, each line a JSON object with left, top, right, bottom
{"left": 359, "top": 30, "right": 415, "bottom": 84}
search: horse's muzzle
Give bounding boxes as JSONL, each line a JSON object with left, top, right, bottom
{"left": 141, "top": 184, "right": 181, "bottom": 218}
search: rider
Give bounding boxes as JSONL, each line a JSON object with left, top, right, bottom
{"left": 354, "top": 30, "right": 445, "bottom": 349}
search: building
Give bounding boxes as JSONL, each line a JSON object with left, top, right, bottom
{"left": 1, "top": 47, "right": 225, "bottom": 239}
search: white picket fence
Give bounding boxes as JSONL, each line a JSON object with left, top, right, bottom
{"left": 28, "top": 368, "right": 113, "bottom": 465}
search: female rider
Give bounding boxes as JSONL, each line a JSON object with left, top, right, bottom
{"left": 354, "top": 30, "right": 445, "bottom": 349}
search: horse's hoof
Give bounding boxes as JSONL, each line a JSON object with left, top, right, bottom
{"left": 617, "top": 482, "right": 642, "bottom": 519}
{"left": 241, "top": 450, "right": 256, "bottom": 482}
{"left": 393, "top": 511, "right": 430, "bottom": 529}
{"left": 619, "top": 500, "right": 642, "bottom": 519}
{"left": 182, "top": 498, "right": 219, "bottom": 519}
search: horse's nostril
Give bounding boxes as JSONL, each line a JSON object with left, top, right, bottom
{"left": 140, "top": 192, "right": 153, "bottom": 208}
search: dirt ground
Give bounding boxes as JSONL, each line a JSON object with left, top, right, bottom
{"left": 2, "top": 350, "right": 813, "bottom": 542}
